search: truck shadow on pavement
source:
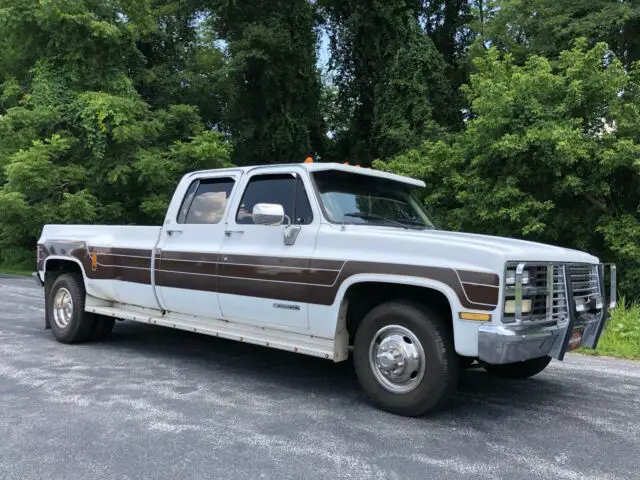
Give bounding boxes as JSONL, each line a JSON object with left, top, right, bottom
{"left": 85, "top": 320, "right": 583, "bottom": 420}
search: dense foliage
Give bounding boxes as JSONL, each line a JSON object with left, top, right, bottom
{"left": 379, "top": 41, "right": 640, "bottom": 294}
{"left": 0, "top": 0, "right": 231, "bottom": 267}
{"left": 0, "top": 0, "right": 638, "bottom": 298}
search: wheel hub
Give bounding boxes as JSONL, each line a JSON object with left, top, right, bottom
{"left": 53, "top": 287, "right": 73, "bottom": 329}
{"left": 369, "top": 325, "right": 425, "bottom": 393}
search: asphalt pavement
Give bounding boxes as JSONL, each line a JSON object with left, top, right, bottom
{"left": 1, "top": 276, "right": 639, "bottom": 480}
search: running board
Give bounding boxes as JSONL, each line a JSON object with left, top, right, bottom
{"left": 86, "top": 306, "right": 339, "bottom": 361}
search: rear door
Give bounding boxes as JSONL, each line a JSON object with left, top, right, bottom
{"left": 154, "top": 171, "right": 241, "bottom": 318}
{"left": 217, "top": 167, "right": 321, "bottom": 330}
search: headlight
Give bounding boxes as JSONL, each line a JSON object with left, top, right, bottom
{"left": 506, "top": 269, "right": 530, "bottom": 285}
{"left": 504, "top": 299, "right": 532, "bottom": 314}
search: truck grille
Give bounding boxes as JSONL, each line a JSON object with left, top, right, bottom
{"left": 503, "top": 263, "right": 600, "bottom": 324}
{"left": 569, "top": 264, "right": 600, "bottom": 308}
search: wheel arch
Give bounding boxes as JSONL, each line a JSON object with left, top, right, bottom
{"left": 333, "top": 275, "right": 459, "bottom": 345}
{"left": 43, "top": 257, "right": 87, "bottom": 330}
{"left": 44, "top": 256, "right": 87, "bottom": 277}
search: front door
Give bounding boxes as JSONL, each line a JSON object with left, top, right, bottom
{"left": 155, "top": 171, "right": 240, "bottom": 318}
{"left": 218, "top": 168, "right": 320, "bottom": 330}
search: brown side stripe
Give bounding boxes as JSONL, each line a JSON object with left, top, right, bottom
{"left": 457, "top": 270, "right": 499, "bottom": 286}
{"left": 217, "top": 276, "right": 310, "bottom": 304}
{"left": 219, "top": 263, "right": 340, "bottom": 286}
{"left": 39, "top": 243, "right": 500, "bottom": 310}
{"left": 461, "top": 284, "right": 499, "bottom": 307}
{"left": 97, "top": 254, "right": 151, "bottom": 270}
{"left": 156, "top": 269, "right": 219, "bottom": 293}
{"left": 92, "top": 247, "right": 153, "bottom": 257}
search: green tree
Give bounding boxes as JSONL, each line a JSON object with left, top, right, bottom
{"left": 320, "top": 0, "right": 453, "bottom": 164}
{"left": 380, "top": 41, "right": 640, "bottom": 295}
{"left": 0, "top": 0, "right": 230, "bottom": 266}
{"left": 135, "top": 1, "right": 226, "bottom": 127}
{"left": 213, "top": 0, "right": 326, "bottom": 165}
{"left": 485, "top": 0, "right": 640, "bottom": 68}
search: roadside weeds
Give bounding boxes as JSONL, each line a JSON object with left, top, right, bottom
{"left": 578, "top": 298, "right": 640, "bottom": 360}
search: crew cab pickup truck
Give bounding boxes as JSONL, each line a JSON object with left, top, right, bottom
{"left": 34, "top": 162, "right": 617, "bottom": 416}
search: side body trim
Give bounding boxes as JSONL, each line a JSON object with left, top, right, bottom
{"left": 39, "top": 243, "right": 500, "bottom": 310}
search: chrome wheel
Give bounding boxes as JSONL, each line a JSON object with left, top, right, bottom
{"left": 53, "top": 287, "right": 73, "bottom": 329}
{"left": 368, "top": 325, "right": 426, "bottom": 394}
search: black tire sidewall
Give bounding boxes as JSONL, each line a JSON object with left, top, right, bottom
{"left": 89, "top": 315, "right": 115, "bottom": 341}
{"left": 48, "top": 274, "right": 92, "bottom": 343}
{"left": 353, "top": 301, "right": 458, "bottom": 416}
{"left": 483, "top": 356, "right": 552, "bottom": 379}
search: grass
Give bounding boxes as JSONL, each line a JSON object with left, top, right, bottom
{"left": 0, "top": 267, "right": 31, "bottom": 277}
{"left": 578, "top": 298, "right": 640, "bottom": 360}
{"left": 0, "top": 258, "right": 32, "bottom": 277}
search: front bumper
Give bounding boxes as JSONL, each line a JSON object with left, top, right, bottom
{"left": 478, "top": 315, "right": 603, "bottom": 364}
{"left": 478, "top": 262, "right": 616, "bottom": 365}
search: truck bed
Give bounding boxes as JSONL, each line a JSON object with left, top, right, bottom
{"left": 39, "top": 224, "right": 162, "bottom": 250}
{"left": 38, "top": 224, "right": 162, "bottom": 307}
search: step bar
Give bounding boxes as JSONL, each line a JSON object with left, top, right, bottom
{"left": 85, "top": 305, "right": 341, "bottom": 361}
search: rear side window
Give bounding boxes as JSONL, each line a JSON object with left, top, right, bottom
{"left": 177, "top": 177, "right": 235, "bottom": 224}
{"left": 236, "top": 173, "right": 313, "bottom": 225}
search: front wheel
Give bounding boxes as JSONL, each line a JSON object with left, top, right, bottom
{"left": 352, "top": 301, "right": 459, "bottom": 417}
{"left": 483, "top": 356, "right": 552, "bottom": 379}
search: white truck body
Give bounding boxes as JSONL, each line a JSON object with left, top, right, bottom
{"left": 34, "top": 162, "right": 617, "bottom": 414}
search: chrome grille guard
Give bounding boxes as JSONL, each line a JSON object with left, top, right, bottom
{"left": 507, "top": 262, "right": 616, "bottom": 360}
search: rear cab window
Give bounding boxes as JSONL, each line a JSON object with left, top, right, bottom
{"left": 177, "top": 177, "right": 236, "bottom": 224}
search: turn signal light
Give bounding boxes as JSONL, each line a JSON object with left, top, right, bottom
{"left": 459, "top": 312, "right": 492, "bottom": 322}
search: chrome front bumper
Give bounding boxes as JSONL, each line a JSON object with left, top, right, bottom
{"left": 478, "top": 262, "right": 616, "bottom": 365}
{"left": 478, "top": 316, "right": 604, "bottom": 364}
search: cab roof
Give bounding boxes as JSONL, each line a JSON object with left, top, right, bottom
{"left": 189, "top": 162, "right": 426, "bottom": 188}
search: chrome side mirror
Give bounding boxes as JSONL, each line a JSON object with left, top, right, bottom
{"left": 253, "top": 203, "right": 285, "bottom": 226}
{"left": 252, "top": 203, "right": 302, "bottom": 245}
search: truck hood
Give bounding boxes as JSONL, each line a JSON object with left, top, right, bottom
{"left": 354, "top": 226, "right": 599, "bottom": 264}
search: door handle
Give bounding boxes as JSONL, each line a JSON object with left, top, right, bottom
{"left": 224, "top": 230, "right": 245, "bottom": 237}
{"left": 166, "top": 229, "right": 183, "bottom": 236}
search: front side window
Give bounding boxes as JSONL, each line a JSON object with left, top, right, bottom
{"left": 177, "top": 177, "right": 235, "bottom": 224}
{"left": 312, "top": 170, "right": 435, "bottom": 229}
{"left": 236, "top": 173, "right": 313, "bottom": 225}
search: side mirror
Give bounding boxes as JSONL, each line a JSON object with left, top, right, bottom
{"left": 252, "top": 203, "right": 285, "bottom": 226}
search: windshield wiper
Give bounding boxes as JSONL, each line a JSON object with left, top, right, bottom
{"left": 343, "top": 212, "right": 417, "bottom": 230}
{"left": 399, "top": 219, "right": 437, "bottom": 230}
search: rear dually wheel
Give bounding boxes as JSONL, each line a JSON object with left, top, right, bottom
{"left": 47, "top": 273, "right": 95, "bottom": 343}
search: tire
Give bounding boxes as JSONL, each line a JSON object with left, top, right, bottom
{"left": 88, "top": 315, "right": 115, "bottom": 341}
{"left": 483, "top": 356, "right": 552, "bottom": 379}
{"left": 353, "top": 300, "right": 459, "bottom": 417}
{"left": 47, "top": 273, "right": 94, "bottom": 343}
{"left": 459, "top": 356, "right": 477, "bottom": 370}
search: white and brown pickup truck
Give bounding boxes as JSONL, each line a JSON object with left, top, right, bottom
{"left": 33, "top": 162, "right": 616, "bottom": 416}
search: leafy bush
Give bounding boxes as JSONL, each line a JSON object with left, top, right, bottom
{"left": 379, "top": 40, "right": 640, "bottom": 298}
{"left": 0, "top": 1, "right": 232, "bottom": 257}
{"left": 0, "top": 247, "right": 33, "bottom": 275}
{"left": 580, "top": 299, "right": 640, "bottom": 360}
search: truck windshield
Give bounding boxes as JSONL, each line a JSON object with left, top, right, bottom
{"left": 312, "top": 170, "right": 436, "bottom": 229}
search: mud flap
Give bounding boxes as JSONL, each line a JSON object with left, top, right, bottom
{"left": 43, "top": 272, "right": 53, "bottom": 330}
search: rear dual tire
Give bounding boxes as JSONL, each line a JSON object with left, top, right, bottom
{"left": 353, "top": 301, "right": 459, "bottom": 417}
{"left": 47, "top": 273, "right": 114, "bottom": 343}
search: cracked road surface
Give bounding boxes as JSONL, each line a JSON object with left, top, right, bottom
{"left": 1, "top": 276, "right": 639, "bottom": 480}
